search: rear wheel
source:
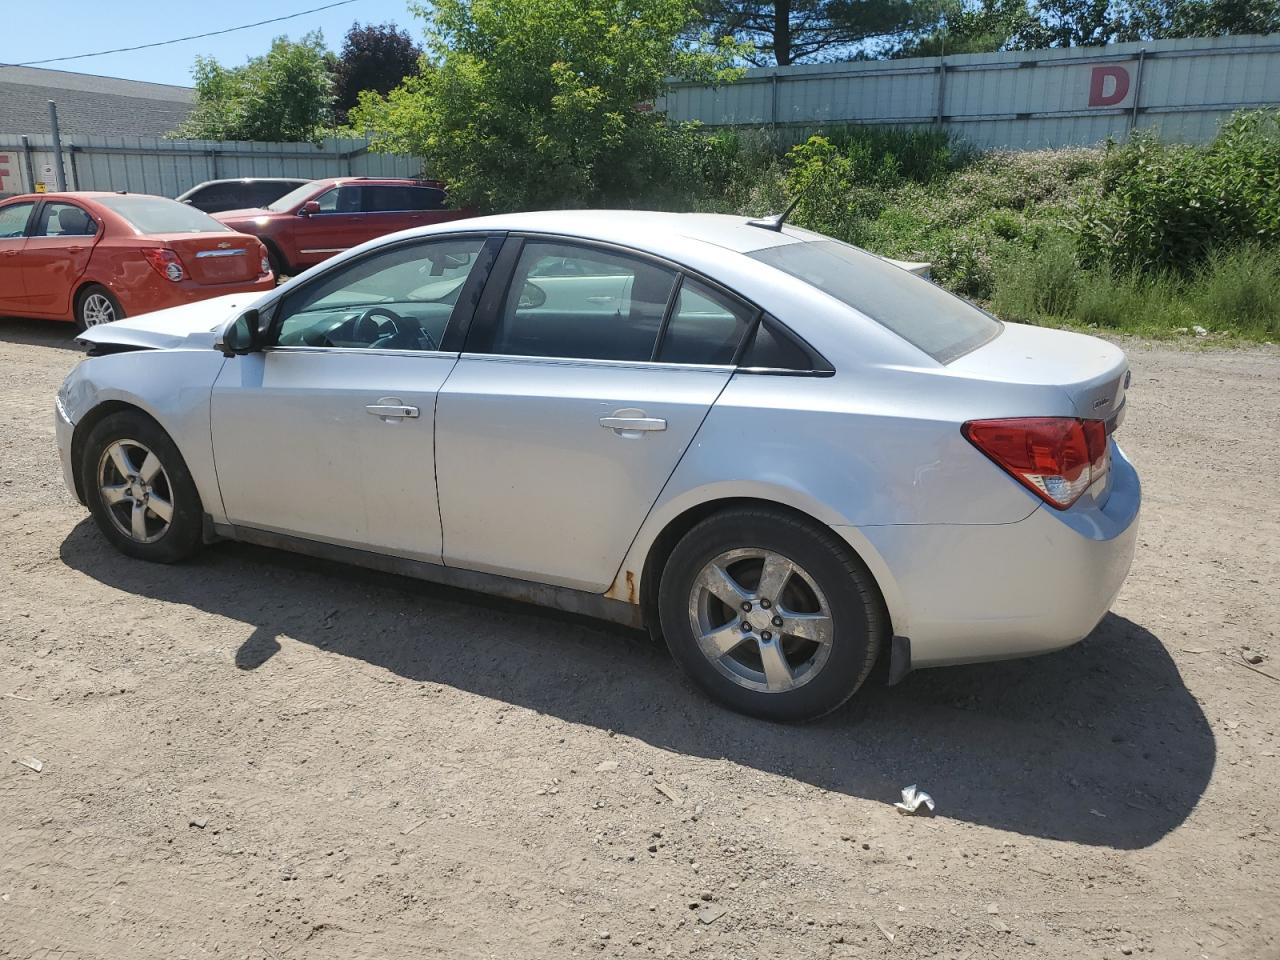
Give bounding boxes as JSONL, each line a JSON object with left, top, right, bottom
{"left": 79, "top": 411, "right": 204, "bottom": 563}
{"left": 75, "top": 284, "right": 124, "bottom": 331}
{"left": 658, "top": 508, "right": 886, "bottom": 721}
{"left": 262, "top": 241, "right": 289, "bottom": 280}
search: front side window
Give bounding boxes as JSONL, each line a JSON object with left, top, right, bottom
{"left": 273, "top": 236, "right": 486, "bottom": 351}
{"left": 0, "top": 202, "right": 36, "bottom": 238}
{"left": 481, "top": 242, "right": 677, "bottom": 361}
{"left": 749, "top": 240, "right": 1000, "bottom": 363}
{"left": 315, "top": 187, "right": 361, "bottom": 214}
{"left": 97, "top": 196, "right": 229, "bottom": 235}
{"left": 268, "top": 181, "right": 324, "bottom": 212}
{"left": 34, "top": 203, "right": 97, "bottom": 238}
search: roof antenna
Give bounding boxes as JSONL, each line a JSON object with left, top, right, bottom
{"left": 746, "top": 193, "right": 803, "bottom": 232}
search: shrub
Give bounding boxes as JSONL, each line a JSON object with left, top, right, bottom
{"left": 1079, "top": 110, "right": 1280, "bottom": 273}
{"left": 1190, "top": 244, "right": 1280, "bottom": 337}
{"left": 990, "top": 235, "right": 1082, "bottom": 321}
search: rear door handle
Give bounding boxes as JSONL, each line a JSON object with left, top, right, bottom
{"left": 366, "top": 402, "right": 419, "bottom": 419}
{"left": 600, "top": 410, "right": 666, "bottom": 434}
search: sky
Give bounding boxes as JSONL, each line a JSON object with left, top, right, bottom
{"left": 1, "top": 0, "right": 421, "bottom": 87}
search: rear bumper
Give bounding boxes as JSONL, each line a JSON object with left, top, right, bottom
{"left": 839, "top": 443, "right": 1141, "bottom": 669}
{"left": 111, "top": 273, "right": 275, "bottom": 316}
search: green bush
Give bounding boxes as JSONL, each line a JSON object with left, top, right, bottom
{"left": 1079, "top": 110, "right": 1280, "bottom": 273}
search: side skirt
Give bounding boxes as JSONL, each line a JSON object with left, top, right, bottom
{"left": 211, "top": 521, "right": 645, "bottom": 629}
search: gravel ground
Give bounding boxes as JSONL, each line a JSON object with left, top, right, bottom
{"left": 1, "top": 319, "right": 1277, "bottom": 960}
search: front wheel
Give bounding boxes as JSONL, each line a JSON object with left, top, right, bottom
{"left": 79, "top": 411, "right": 205, "bottom": 563}
{"left": 658, "top": 508, "right": 887, "bottom": 722}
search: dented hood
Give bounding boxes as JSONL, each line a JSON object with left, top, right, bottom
{"left": 75, "top": 294, "right": 258, "bottom": 352}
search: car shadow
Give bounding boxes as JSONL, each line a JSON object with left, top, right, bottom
{"left": 0, "top": 316, "right": 83, "bottom": 351}
{"left": 59, "top": 519, "right": 1213, "bottom": 850}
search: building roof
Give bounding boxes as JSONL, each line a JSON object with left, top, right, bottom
{"left": 0, "top": 65, "right": 194, "bottom": 137}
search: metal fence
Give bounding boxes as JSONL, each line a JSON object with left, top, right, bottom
{"left": 658, "top": 33, "right": 1280, "bottom": 149}
{"left": 0, "top": 135, "right": 422, "bottom": 197}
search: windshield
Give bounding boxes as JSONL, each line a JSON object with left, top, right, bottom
{"left": 267, "top": 181, "right": 322, "bottom": 212}
{"left": 98, "top": 196, "right": 230, "bottom": 235}
{"left": 749, "top": 240, "right": 1000, "bottom": 363}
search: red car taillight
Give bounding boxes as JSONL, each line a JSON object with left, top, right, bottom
{"left": 142, "top": 248, "right": 186, "bottom": 283}
{"left": 962, "top": 417, "right": 1110, "bottom": 510}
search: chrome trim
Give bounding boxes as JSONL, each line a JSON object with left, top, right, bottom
{"left": 458, "top": 352, "right": 735, "bottom": 373}
{"left": 263, "top": 346, "right": 461, "bottom": 359}
{"left": 195, "top": 248, "right": 247, "bottom": 259}
{"left": 299, "top": 247, "right": 348, "bottom": 254}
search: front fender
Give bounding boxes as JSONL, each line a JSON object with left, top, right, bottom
{"left": 60, "top": 349, "right": 228, "bottom": 524}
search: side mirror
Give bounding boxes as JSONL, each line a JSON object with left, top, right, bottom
{"left": 215, "top": 309, "right": 261, "bottom": 358}
{"left": 299, "top": 200, "right": 321, "bottom": 217}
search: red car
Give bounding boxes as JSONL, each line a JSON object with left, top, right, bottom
{"left": 212, "top": 177, "right": 472, "bottom": 275}
{"left": 0, "top": 192, "right": 275, "bottom": 330}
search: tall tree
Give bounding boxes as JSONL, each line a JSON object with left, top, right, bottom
{"left": 350, "top": 0, "right": 742, "bottom": 209}
{"left": 1118, "top": 0, "right": 1280, "bottom": 38}
{"left": 696, "top": 0, "right": 942, "bottom": 65}
{"left": 332, "top": 22, "right": 424, "bottom": 124}
{"left": 173, "top": 33, "right": 333, "bottom": 141}
{"left": 890, "top": 0, "right": 1038, "bottom": 56}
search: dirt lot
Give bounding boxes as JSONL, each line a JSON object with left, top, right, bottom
{"left": 1, "top": 319, "right": 1277, "bottom": 960}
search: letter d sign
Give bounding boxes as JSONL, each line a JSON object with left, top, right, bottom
{"left": 1089, "top": 65, "right": 1131, "bottom": 107}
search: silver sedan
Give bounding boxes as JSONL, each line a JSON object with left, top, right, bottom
{"left": 54, "top": 211, "right": 1140, "bottom": 720}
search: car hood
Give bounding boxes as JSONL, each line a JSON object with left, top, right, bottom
{"left": 76, "top": 294, "right": 255, "bottom": 351}
{"left": 212, "top": 207, "right": 274, "bottom": 223}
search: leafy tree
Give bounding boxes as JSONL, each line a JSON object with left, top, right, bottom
{"left": 696, "top": 0, "right": 941, "bottom": 65}
{"left": 890, "top": 0, "right": 1039, "bottom": 56}
{"left": 1118, "top": 0, "right": 1280, "bottom": 39}
{"left": 174, "top": 33, "right": 334, "bottom": 141}
{"left": 331, "top": 22, "right": 424, "bottom": 124}
{"left": 351, "top": 0, "right": 743, "bottom": 210}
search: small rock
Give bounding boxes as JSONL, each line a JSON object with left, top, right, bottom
{"left": 189, "top": 818, "right": 208, "bottom": 829}
{"left": 697, "top": 906, "right": 726, "bottom": 925}
{"left": 1120, "top": 948, "right": 1133, "bottom": 956}
{"left": 986, "top": 903, "right": 999, "bottom": 914}
{"left": 595, "top": 760, "right": 619, "bottom": 773}
{"left": 598, "top": 931, "right": 610, "bottom": 940}
{"left": 1246, "top": 653, "right": 1265, "bottom": 665}
{"left": 700, "top": 892, "right": 713, "bottom": 902}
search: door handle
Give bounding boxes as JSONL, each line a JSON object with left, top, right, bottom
{"left": 600, "top": 410, "right": 666, "bottom": 434}
{"left": 366, "top": 402, "right": 419, "bottom": 419}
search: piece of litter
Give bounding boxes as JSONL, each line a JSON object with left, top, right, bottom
{"left": 16, "top": 757, "right": 42, "bottom": 773}
{"left": 654, "top": 782, "right": 681, "bottom": 803}
{"left": 401, "top": 817, "right": 431, "bottom": 836}
{"left": 874, "top": 920, "right": 896, "bottom": 943}
{"left": 5, "top": 693, "right": 33, "bottom": 702}
{"left": 1089, "top": 808, "right": 1107, "bottom": 818}
{"left": 595, "top": 760, "right": 619, "bottom": 773}
{"left": 697, "top": 906, "right": 726, "bottom": 925}
{"left": 894, "top": 784, "right": 935, "bottom": 815}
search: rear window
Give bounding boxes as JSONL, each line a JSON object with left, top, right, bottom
{"left": 98, "top": 196, "right": 230, "bottom": 235}
{"left": 749, "top": 240, "right": 1000, "bottom": 363}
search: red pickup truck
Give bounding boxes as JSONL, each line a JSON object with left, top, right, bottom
{"left": 212, "top": 177, "right": 472, "bottom": 275}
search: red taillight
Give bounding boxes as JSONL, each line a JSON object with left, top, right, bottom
{"left": 142, "top": 248, "right": 186, "bottom": 282}
{"left": 962, "top": 417, "right": 1111, "bottom": 510}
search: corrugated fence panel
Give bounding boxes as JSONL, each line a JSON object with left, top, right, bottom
{"left": 0, "top": 133, "right": 422, "bottom": 195}
{"left": 659, "top": 33, "right": 1280, "bottom": 150}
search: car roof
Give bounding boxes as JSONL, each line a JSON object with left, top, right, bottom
{"left": 424, "top": 209, "right": 808, "bottom": 257}
{"left": 186, "top": 178, "right": 310, "bottom": 187}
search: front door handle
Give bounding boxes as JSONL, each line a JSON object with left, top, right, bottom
{"left": 600, "top": 409, "right": 667, "bottom": 435}
{"left": 366, "top": 401, "right": 419, "bottom": 419}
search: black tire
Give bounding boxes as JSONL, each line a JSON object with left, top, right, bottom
{"left": 262, "top": 240, "right": 289, "bottom": 280}
{"left": 79, "top": 410, "right": 205, "bottom": 563}
{"left": 658, "top": 507, "right": 886, "bottom": 722}
{"left": 75, "top": 284, "right": 124, "bottom": 332}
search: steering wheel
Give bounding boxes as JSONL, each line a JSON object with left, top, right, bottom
{"left": 354, "top": 307, "right": 405, "bottom": 343}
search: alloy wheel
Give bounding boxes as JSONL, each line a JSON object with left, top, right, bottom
{"left": 96, "top": 439, "right": 175, "bottom": 544}
{"left": 687, "top": 547, "right": 834, "bottom": 694}
{"left": 82, "top": 293, "right": 116, "bottom": 326}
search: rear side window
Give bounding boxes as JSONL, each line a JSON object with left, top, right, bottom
{"left": 656, "top": 278, "right": 755, "bottom": 365}
{"left": 363, "top": 185, "right": 447, "bottom": 212}
{"left": 481, "top": 241, "right": 677, "bottom": 361}
{"left": 34, "top": 203, "right": 97, "bottom": 237}
{"left": 0, "top": 202, "right": 35, "bottom": 238}
{"left": 97, "top": 196, "right": 230, "bottom": 234}
{"left": 749, "top": 240, "right": 1000, "bottom": 363}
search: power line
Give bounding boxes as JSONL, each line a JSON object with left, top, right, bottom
{"left": 12, "top": 0, "right": 361, "bottom": 67}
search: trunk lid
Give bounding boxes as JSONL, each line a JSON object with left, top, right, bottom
{"left": 949, "top": 321, "right": 1129, "bottom": 425}
{"left": 158, "top": 232, "right": 263, "bottom": 285}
